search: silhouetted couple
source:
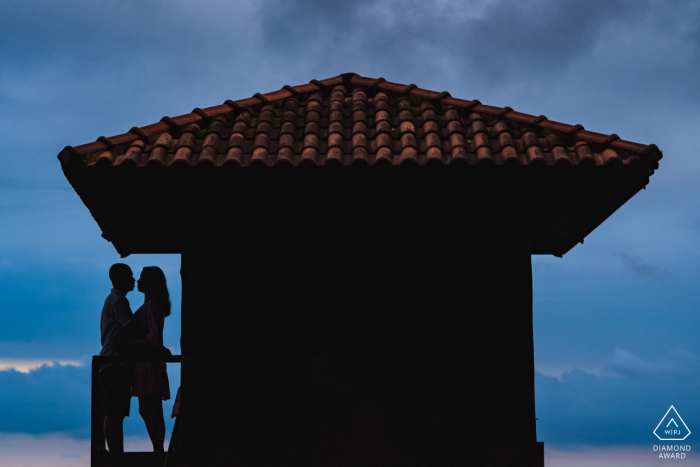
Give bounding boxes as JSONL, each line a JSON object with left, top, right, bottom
{"left": 99, "top": 263, "right": 171, "bottom": 454}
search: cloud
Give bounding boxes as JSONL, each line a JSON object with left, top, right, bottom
{"left": 0, "top": 360, "right": 82, "bottom": 373}
{"left": 1, "top": 0, "right": 697, "bottom": 189}
{"left": 535, "top": 349, "right": 700, "bottom": 447}
{"left": 608, "top": 348, "right": 694, "bottom": 375}
{"left": 0, "top": 360, "right": 179, "bottom": 438}
{"left": 257, "top": 0, "right": 696, "bottom": 88}
{"left": 2, "top": 0, "right": 697, "bottom": 114}
{"left": 0, "top": 363, "right": 91, "bottom": 436}
{"left": 618, "top": 253, "right": 667, "bottom": 279}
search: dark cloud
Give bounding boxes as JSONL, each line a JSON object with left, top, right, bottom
{"left": 258, "top": 0, "right": 681, "bottom": 83}
{"left": 618, "top": 252, "right": 667, "bottom": 278}
{"left": 2, "top": 0, "right": 697, "bottom": 96}
{"left": 0, "top": 0, "right": 697, "bottom": 174}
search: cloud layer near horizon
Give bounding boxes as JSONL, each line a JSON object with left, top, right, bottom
{"left": 536, "top": 349, "right": 700, "bottom": 446}
{"left": 1, "top": 347, "right": 696, "bottom": 448}
{"left": 0, "top": 362, "right": 178, "bottom": 438}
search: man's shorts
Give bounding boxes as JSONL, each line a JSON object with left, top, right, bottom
{"left": 100, "top": 364, "right": 132, "bottom": 419}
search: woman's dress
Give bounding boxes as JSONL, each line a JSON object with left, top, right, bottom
{"left": 132, "top": 300, "right": 170, "bottom": 400}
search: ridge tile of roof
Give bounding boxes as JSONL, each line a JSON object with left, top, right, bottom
{"left": 59, "top": 73, "right": 662, "bottom": 171}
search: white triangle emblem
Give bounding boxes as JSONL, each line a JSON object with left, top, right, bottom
{"left": 654, "top": 406, "right": 691, "bottom": 441}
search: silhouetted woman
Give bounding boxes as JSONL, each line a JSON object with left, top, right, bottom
{"left": 126, "top": 266, "right": 171, "bottom": 452}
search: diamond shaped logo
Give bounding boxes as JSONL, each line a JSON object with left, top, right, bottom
{"left": 654, "top": 406, "right": 691, "bottom": 441}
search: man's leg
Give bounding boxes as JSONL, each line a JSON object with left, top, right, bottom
{"left": 100, "top": 365, "right": 131, "bottom": 453}
{"left": 104, "top": 415, "right": 124, "bottom": 453}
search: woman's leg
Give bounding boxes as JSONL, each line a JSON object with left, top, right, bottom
{"left": 138, "top": 395, "right": 165, "bottom": 452}
{"left": 159, "top": 408, "right": 166, "bottom": 447}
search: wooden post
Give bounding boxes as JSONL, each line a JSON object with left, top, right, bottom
{"left": 90, "top": 356, "right": 105, "bottom": 466}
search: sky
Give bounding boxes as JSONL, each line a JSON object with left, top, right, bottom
{"left": 1, "top": 0, "right": 700, "bottom": 465}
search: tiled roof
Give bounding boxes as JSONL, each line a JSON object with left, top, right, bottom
{"left": 59, "top": 73, "right": 662, "bottom": 170}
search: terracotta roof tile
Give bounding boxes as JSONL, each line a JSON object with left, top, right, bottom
{"left": 59, "top": 73, "right": 662, "bottom": 172}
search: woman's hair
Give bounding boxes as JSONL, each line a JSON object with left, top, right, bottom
{"left": 142, "top": 266, "right": 171, "bottom": 317}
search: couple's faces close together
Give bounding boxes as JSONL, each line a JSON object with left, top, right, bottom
{"left": 115, "top": 267, "right": 152, "bottom": 294}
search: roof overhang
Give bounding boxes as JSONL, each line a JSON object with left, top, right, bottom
{"left": 58, "top": 74, "right": 661, "bottom": 257}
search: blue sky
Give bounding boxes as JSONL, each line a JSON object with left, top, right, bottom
{"left": 1, "top": 0, "right": 700, "bottom": 465}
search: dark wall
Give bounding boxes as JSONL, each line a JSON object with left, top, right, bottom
{"left": 179, "top": 166, "right": 539, "bottom": 466}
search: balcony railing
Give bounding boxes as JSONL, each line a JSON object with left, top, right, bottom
{"left": 91, "top": 355, "right": 181, "bottom": 467}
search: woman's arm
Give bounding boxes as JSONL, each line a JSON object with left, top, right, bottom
{"left": 144, "top": 300, "right": 164, "bottom": 347}
{"left": 114, "top": 301, "right": 164, "bottom": 351}
{"left": 124, "top": 336, "right": 151, "bottom": 350}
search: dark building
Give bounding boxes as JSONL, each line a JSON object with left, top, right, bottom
{"left": 60, "top": 73, "right": 661, "bottom": 466}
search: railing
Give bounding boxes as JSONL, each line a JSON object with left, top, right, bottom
{"left": 91, "top": 355, "right": 181, "bottom": 467}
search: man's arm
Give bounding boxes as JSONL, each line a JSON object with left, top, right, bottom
{"left": 114, "top": 296, "right": 134, "bottom": 329}
{"left": 122, "top": 320, "right": 146, "bottom": 342}
{"left": 111, "top": 297, "right": 143, "bottom": 347}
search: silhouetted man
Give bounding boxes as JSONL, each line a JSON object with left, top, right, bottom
{"left": 99, "top": 263, "right": 136, "bottom": 453}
